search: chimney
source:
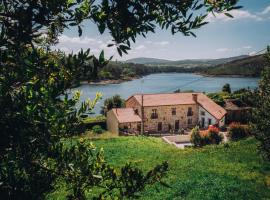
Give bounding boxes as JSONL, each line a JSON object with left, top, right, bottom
{"left": 192, "top": 94, "right": 198, "bottom": 103}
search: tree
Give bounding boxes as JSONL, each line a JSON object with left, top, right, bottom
{"left": 0, "top": 0, "right": 241, "bottom": 199}
{"left": 252, "top": 47, "right": 270, "bottom": 161}
{"left": 101, "top": 95, "right": 125, "bottom": 115}
{"left": 222, "top": 83, "right": 231, "bottom": 93}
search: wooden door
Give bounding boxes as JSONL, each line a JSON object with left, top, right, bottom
{"left": 158, "top": 122, "right": 162, "bottom": 131}
{"left": 201, "top": 117, "right": 205, "bottom": 127}
{"left": 175, "top": 120, "right": 180, "bottom": 130}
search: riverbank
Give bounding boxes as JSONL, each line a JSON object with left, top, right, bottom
{"left": 80, "top": 76, "right": 140, "bottom": 85}
{"left": 198, "top": 73, "right": 260, "bottom": 78}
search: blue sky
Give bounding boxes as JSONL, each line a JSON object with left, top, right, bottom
{"left": 56, "top": 0, "right": 270, "bottom": 61}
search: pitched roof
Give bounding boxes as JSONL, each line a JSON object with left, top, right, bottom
{"left": 112, "top": 108, "right": 141, "bottom": 123}
{"left": 131, "top": 93, "right": 196, "bottom": 106}
{"left": 127, "top": 93, "right": 226, "bottom": 120}
{"left": 197, "top": 94, "right": 227, "bottom": 120}
{"left": 224, "top": 99, "right": 251, "bottom": 110}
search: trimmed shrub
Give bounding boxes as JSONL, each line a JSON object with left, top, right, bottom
{"left": 92, "top": 125, "right": 104, "bottom": 134}
{"left": 228, "top": 122, "right": 250, "bottom": 141}
{"left": 191, "top": 126, "right": 223, "bottom": 147}
{"left": 190, "top": 126, "right": 201, "bottom": 147}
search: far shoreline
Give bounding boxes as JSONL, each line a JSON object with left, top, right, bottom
{"left": 80, "top": 72, "right": 259, "bottom": 86}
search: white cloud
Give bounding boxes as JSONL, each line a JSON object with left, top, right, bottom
{"left": 242, "top": 46, "right": 252, "bottom": 49}
{"left": 55, "top": 34, "right": 117, "bottom": 57}
{"left": 261, "top": 5, "right": 270, "bottom": 15}
{"left": 58, "top": 35, "right": 96, "bottom": 45}
{"left": 144, "top": 40, "right": 169, "bottom": 46}
{"left": 135, "top": 45, "right": 146, "bottom": 50}
{"left": 154, "top": 41, "right": 169, "bottom": 46}
{"left": 206, "top": 10, "right": 263, "bottom": 22}
{"left": 216, "top": 46, "right": 253, "bottom": 53}
{"left": 216, "top": 48, "right": 230, "bottom": 52}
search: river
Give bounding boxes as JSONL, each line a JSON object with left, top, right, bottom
{"left": 71, "top": 73, "right": 259, "bottom": 115}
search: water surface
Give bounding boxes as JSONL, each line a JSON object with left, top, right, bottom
{"left": 72, "top": 73, "right": 259, "bottom": 115}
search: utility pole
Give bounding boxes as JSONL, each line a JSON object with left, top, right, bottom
{"left": 141, "top": 94, "right": 144, "bottom": 135}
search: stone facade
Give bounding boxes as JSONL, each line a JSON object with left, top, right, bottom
{"left": 126, "top": 97, "right": 199, "bottom": 133}
{"left": 142, "top": 104, "right": 198, "bottom": 132}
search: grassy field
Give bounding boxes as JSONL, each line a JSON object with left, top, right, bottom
{"left": 48, "top": 136, "right": 270, "bottom": 200}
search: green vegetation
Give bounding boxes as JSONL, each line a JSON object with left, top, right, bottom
{"left": 89, "top": 61, "right": 208, "bottom": 83}
{"left": 101, "top": 94, "right": 125, "bottom": 115}
{"left": 0, "top": 0, "right": 247, "bottom": 198}
{"left": 85, "top": 131, "right": 119, "bottom": 140}
{"left": 49, "top": 137, "right": 270, "bottom": 199}
{"left": 126, "top": 55, "right": 248, "bottom": 67}
{"left": 83, "top": 115, "right": 106, "bottom": 124}
{"left": 228, "top": 122, "right": 250, "bottom": 141}
{"left": 91, "top": 125, "right": 104, "bottom": 134}
{"left": 203, "top": 54, "right": 266, "bottom": 77}
{"left": 222, "top": 83, "right": 231, "bottom": 93}
{"left": 207, "top": 87, "right": 254, "bottom": 107}
{"left": 253, "top": 48, "right": 270, "bottom": 161}
{"left": 191, "top": 126, "right": 223, "bottom": 147}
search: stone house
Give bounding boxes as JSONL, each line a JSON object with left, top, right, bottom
{"left": 106, "top": 93, "right": 226, "bottom": 134}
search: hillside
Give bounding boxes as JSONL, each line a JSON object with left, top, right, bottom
{"left": 125, "top": 57, "right": 172, "bottom": 64}
{"left": 48, "top": 137, "right": 270, "bottom": 199}
{"left": 204, "top": 54, "right": 267, "bottom": 77}
{"left": 126, "top": 55, "right": 249, "bottom": 68}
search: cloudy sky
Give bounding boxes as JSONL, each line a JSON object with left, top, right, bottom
{"left": 55, "top": 0, "right": 270, "bottom": 61}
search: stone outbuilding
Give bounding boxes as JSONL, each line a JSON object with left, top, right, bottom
{"left": 106, "top": 108, "right": 141, "bottom": 134}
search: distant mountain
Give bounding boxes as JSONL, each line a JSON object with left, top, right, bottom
{"left": 125, "top": 55, "right": 249, "bottom": 68}
{"left": 203, "top": 54, "right": 266, "bottom": 77}
{"left": 126, "top": 57, "right": 172, "bottom": 64}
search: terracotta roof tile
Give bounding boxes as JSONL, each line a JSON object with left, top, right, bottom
{"left": 197, "top": 93, "right": 226, "bottom": 120}
{"left": 132, "top": 93, "right": 196, "bottom": 106}
{"left": 112, "top": 108, "right": 141, "bottom": 123}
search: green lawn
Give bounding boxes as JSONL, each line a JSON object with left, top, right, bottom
{"left": 48, "top": 136, "right": 270, "bottom": 199}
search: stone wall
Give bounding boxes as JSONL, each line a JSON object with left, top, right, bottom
{"left": 142, "top": 104, "right": 199, "bottom": 132}
{"left": 106, "top": 110, "right": 119, "bottom": 134}
{"left": 125, "top": 96, "right": 142, "bottom": 116}
{"left": 119, "top": 122, "right": 140, "bottom": 134}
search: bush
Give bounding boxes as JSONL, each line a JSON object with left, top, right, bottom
{"left": 228, "top": 122, "right": 250, "bottom": 141}
{"left": 190, "top": 126, "right": 201, "bottom": 147}
{"left": 191, "top": 126, "right": 223, "bottom": 147}
{"left": 92, "top": 125, "right": 104, "bottom": 134}
{"left": 208, "top": 126, "right": 223, "bottom": 145}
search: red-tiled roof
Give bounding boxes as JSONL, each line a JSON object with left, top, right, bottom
{"left": 132, "top": 93, "right": 196, "bottom": 106}
{"left": 197, "top": 93, "right": 226, "bottom": 120}
{"left": 127, "top": 93, "right": 226, "bottom": 120}
{"left": 112, "top": 108, "right": 141, "bottom": 123}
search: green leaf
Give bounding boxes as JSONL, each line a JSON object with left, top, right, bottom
{"left": 78, "top": 26, "right": 82, "bottom": 36}
{"left": 224, "top": 13, "right": 233, "bottom": 18}
{"left": 99, "top": 50, "right": 104, "bottom": 62}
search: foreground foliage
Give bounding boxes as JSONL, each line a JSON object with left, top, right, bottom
{"left": 0, "top": 0, "right": 241, "bottom": 199}
{"left": 253, "top": 47, "right": 270, "bottom": 161}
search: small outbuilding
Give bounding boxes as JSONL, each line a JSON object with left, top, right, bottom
{"left": 106, "top": 108, "right": 142, "bottom": 134}
{"left": 224, "top": 99, "right": 251, "bottom": 124}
